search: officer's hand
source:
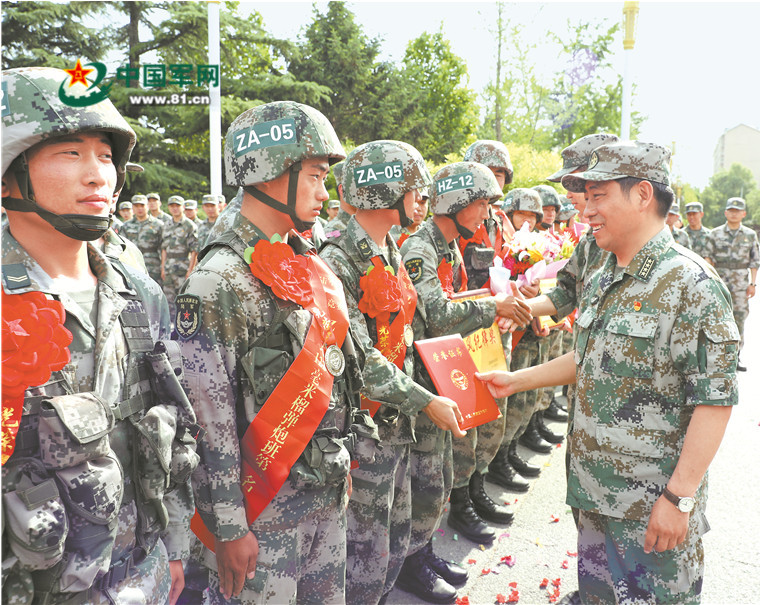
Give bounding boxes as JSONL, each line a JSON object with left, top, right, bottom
{"left": 423, "top": 396, "right": 467, "bottom": 438}
{"left": 168, "top": 560, "right": 185, "bottom": 605}
{"left": 643, "top": 495, "right": 689, "bottom": 553}
{"left": 215, "top": 531, "right": 258, "bottom": 599}
{"left": 476, "top": 370, "right": 520, "bottom": 398}
{"left": 494, "top": 285, "right": 532, "bottom": 326}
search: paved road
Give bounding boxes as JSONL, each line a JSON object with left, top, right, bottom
{"left": 389, "top": 295, "right": 760, "bottom": 605}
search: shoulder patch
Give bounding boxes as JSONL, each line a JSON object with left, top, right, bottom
{"left": 175, "top": 294, "right": 202, "bottom": 339}
{"left": 2, "top": 264, "right": 31, "bottom": 290}
{"left": 356, "top": 238, "right": 373, "bottom": 260}
{"left": 405, "top": 258, "right": 424, "bottom": 284}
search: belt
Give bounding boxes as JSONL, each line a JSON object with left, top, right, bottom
{"left": 166, "top": 251, "right": 190, "bottom": 260}
{"left": 713, "top": 261, "right": 749, "bottom": 270}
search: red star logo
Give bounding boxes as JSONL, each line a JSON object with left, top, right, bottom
{"left": 63, "top": 60, "right": 94, "bottom": 88}
{"left": 183, "top": 311, "right": 190, "bottom": 320}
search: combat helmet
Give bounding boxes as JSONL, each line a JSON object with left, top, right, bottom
{"left": 431, "top": 162, "right": 503, "bottom": 238}
{"left": 557, "top": 198, "right": 578, "bottom": 222}
{"left": 463, "top": 140, "right": 514, "bottom": 185}
{"left": 2, "top": 67, "right": 136, "bottom": 240}
{"left": 343, "top": 140, "right": 432, "bottom": 227}
{"left": 224, "top": 101, "right": 345, "bottom": 231}
{"left": 505, "top": 188, "right": 543, "bottom": 222}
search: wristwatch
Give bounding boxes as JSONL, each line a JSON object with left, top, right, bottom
{"left": 662, "top": 487, "right": 696, "bottom": 513}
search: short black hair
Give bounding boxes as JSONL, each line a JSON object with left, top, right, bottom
{"left": 618, "top": 177, "right": 675, "bottom": 218}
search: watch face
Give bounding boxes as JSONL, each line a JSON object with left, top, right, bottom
{"left": 678, "top": 497, "right": 695, "bottom": 513}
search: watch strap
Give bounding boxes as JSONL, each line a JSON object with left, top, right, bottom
{"left": 662, "top": 486, "right": 680, "bottom": 507}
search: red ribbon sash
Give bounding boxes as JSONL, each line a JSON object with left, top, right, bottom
{"left": 192, "top": 253, "right": 350, "bottom": 551}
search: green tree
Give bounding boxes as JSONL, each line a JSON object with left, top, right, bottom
{"left": 699, "top": 163, "right": 758, "bottom": 228}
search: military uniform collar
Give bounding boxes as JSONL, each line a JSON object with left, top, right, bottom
{"left": 422, "top": 219, "right": 457, "bottom": 262}
{"left": 621, "top": 227, "right": 673, "bottom": 283}
{"left": 345, "top": 216, "right": 394, "bottom": 265}
{"left": 231, "top": 211, "right": 314, "bottom": 256}
{"left": 337, "top": 208, "right": 352, "bottom": 224}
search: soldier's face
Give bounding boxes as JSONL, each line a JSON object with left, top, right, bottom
{"left": 456, "top": 198, "right": 490, "bottom": 233}
{"left": 184, "top": 208, "right": 197, "bottom": 220}
{"left": 169, "top": 203, "right": 183, "bottom": 218}
{"left": 119, "top": 207, "right": 133, "bottom": 221}
{"left": 326, "top": 206, "right": 339, "bottom": 219}
{"left": 295, "top": 157, "right": 330, "bottom": 223}
{"left": 148, "top": 198, "right": 160, "bottom": 212}
{"left": 413, "top": 197, "right": 429, "bottom": 227}
{"left": 402, "top": 189, "right": 422, "bottom": 226}
{"left": 511, "top": 210, "right": 537, "bottom": 231}
{"left": 490, "top": 167, "right": 508, "bottom": 189}
{"left": 133, "top": 203, "right": 148, "bottom": 219}
{"left": 686, "top": 211, "right": 702, "bottom": 229}
{"left": 203, "top": 203, "right": 219, "bottom": 220}
{"left": 725, "top": 208, "right": 745, "bottom": 227}
{"left": 665, "top": 213, "right": 679, "bottom": 228}
{"left": 565, "top": 167, "right": 587, "bottom": 216}
{"left": 542, "top": 206, "right": 557, "bottom": 224}
{"left": 24, "top": 133, "right": 117, "bottom": 218}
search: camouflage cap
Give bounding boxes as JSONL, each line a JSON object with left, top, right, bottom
{"left": 131, "top": 194, "right": 148, "bottom": 205}
{"left": 184, "top": 199, "right": 198, "bottom": 209}
{"left": 561, "top": 141, "right": 671, "bottom": 193}
{"left": 430, "top": 162, "right": 503, "bottom": 216}
{"left": 119, "top": 201, "right": 132, "bottom": 210}
{"left": 726, "top": 197, "right": 746, "bottom": 210}
{"left": 463, "top": 140, "right": 514, "bottom": 184}
{"left": 505, "top": 188, "right": 543, "bottom": 221}
{"left": 332, "top": 160, "right": 345, "bottom": 186}
{"left": 547, "top": 133, "right": 620, "bottom": 182}
{"left": 343, "top": 140, "right": 432, "bottom": 210}
{"left": 167, "top": 195, "right": 184, "bottom": 205}
{"left": 557, "top": 199, "right": 578, "bottom": 222}
{"left": 668, "top": 201, "right": 681, "bottom": 216}
{"left": 2, "top": 67, "right": 136, "bottom": 192}
{"left": 217, "top": 194, "right": 226, "bottom": 204}
{"left": 684, "top": 202, "right": 704, "bottom": 213}
{"left": 224, "top": 101, "right": 345, "bottom": 187}
{"left": 146, "top": 192, "right": 160, "bottom": 200}
{"left": 201, "top": 194, "right": 218, "bottom": 205}
{"left": 532, "top": 184, "right": 562, "bottom": 209}
{"left": 327, "top": 199, "right": 340, "bottom": 209}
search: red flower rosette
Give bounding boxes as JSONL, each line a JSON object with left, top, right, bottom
{"left": 358, "top": 263, "right": 403, "bottom": 318}
{"left": 247, "top": 239, "right": 313, "bottom": 308}
{"left": 2, "top": 290, "right": 72, "bottom": 464}
{"left": 437, "top": 259, "right": 455, "bottom": 298}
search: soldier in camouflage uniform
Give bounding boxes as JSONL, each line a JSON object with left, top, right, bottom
{"left": 320, "top": 140, "right": 467, "bottom": 605}
{"left": 161, "top": 196, "right": 198, "bottom": 321}
{"left": 121, "top": 194, "right": 164, "bottom": 285}
{"left": 323, "top": 160, "right": 356, "bottom": 237}
{"left": 482, "top": 141, "right": 739, "bottom": 603}
{"left": 116, "top": 199, "right": 133, "bottom": 222}
{"left": 1, "top": 66, "right": 198, "bottom": 605}
{"left": 684, "top": 201, "right": 712, "bottom": 258}
{"left": 666, "top": 201, "right": 692, "bottom": 248}
{"left": 398, "top": 162, "right": 532, "bottom": 603}
{"left": 705, "top": 196, "right": 759, "bottom": 369}
{"left": 183, "top": 199, "right": 202, "bottom": 227}
{"left": 325, "top": 198, "right": 340, "bottom": 221}
{"left": 177, "top": 101, "right": 378, "bottom": 604}
{"left": 196, "top": 194, "right": 221, "bottom": 252}
{"left": 148, "top": 192, "right": 172, "bottom": 226}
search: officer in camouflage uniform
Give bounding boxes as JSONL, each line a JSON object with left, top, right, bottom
{"left": 320, "top": 140, "right": 467, "bottom": 605}
{"left": 177, "top": 101, "right": 378, "bottom": 604}
{"left": 121, "top": 194, "right": 164, "bottom": 285}
{"left": 161, "top": 196, "right": 198, "bottom": 321}
{"left": 684, "top": 201, "right": 712, "bottom": 258}
{"left": 482, "top": 141, "right": 739, "bottom": 603}
{"left": 666, "top": 201, "right": 692, "bottom": 248}
{"left": 196, "top": 194, "right": 221, "bottom": 252}
{"left": 398, "top": 162, "right": 532, "bottom": 603}
{"left": 1, "top": 66, "right": 198, "bottom": 605}
{"left": 147, "top": 192, "right": 172, "bottom": 226}
{"left": 705, "top": 196, "right": 759, "bottom": 369}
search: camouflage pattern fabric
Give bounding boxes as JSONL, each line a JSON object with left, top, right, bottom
{"left": 569, "top": 227, "right": 738, "bottom": 523}
{"left": 506, "top": 188, "right": 543, "bottom": 221}
{"left": 2, "top": 230, "right": 194, "bottom": 604}
{"left": 388, "top": 223, "right": 413, "bottom": 243}
{"left": 685, "top": 226, "right": 712, "bottom": 258}
{"left": 462, "top": 139, "right": 514, "bottom": 183}
{"left": 547, "top": 133, "right": 620, "bottom": 183}
{"left": 577, "top": 509, "right": 706, "bottom": 604}
{"left": 537, "top": 328, "right": 564, "bottom": 412}
{"left": 672, "top": 227, "right": 692, "bottom": 249}
{"left": 320, "top": 216, "right": 434, "bottom": 601}
{"left": 429, "top": 162, "right": 502, "bottom": 217}
{"left": 324, "top": 208, "right": 352, "bottom": 236}
{"left": 153, "top": 210, "right": 173, "bottom": 227}
{"left": 196, "top": 219, "right": 215, "bottom": 252}
{"left": 100, "top": 227, "right": 147, "bottom": 273}
{"left": 121, "top": 216, "right": 164, "bottom": 284}
{"left": 206, "top": 188, "right": 243, "bottom": 248}
{"left": 161, "top": 216, "right": 197, "bottom": 319}
{"left": 502, "top": 334, "right": 541, "bottom": 445}
{"left": 177, "top": 212, "right": 371, "bottom": 603}
{"left": 705, "top": 223, "right": 760, "bottom": 352}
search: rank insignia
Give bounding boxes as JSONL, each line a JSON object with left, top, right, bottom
{"left": 2, "top": 264, "right": 31, "bottom": 290}
{"left": 357, "top": 238, "right": 373, "bottom": 259}
{"left": 405, "top": 258, "right": 424, "bottom": 284}
{"left": 176, "top": 294, "right": 202, "bottom": 339}
{"left": 637, "top": 256, "right": 655, "bottom": 280}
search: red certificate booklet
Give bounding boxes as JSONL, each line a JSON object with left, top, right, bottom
{"left": 415, "top": 334, "right": 502, "bottom": 431}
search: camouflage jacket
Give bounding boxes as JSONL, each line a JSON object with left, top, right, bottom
{"left": 324, "top": 208, "right": 351, "bottom": 236}
{"left": 568, "top": 227, "right": 739, "bottom": 521}
{"left": 685, "top": 225, "right": 712, "bottom": 258}
{"left": 161, "top": 216, "right": 197, "bottom": 263}
{"left": 153, "top": 210, "right": 173, "bottom": 227}
{"left": 546, "top": 226, "right": 609, "bottom": 320}
{"left": 100, "top": 227, "right": 147, "bottom": 273}
{"left": 321, "top": 216, "right": 434, "bottom": 445}
{"left": 121, "top": 216, "right": 163, "bottom": 260}
{"left": 204, "top": 188, "right": 243, "bottom": 251}
{"left": 2, "top": 230, "right": 195, "bottom": 602}
{"left": 196, "top": 219, "right": 216, "bottom": 252}
{"left": 705, "top": 223, "right": 760, "bottom": 286}
{"left": 672, "top": 226, "right": 692, "bottom": 249}
{"left": 178, "top": 212, "right": 371, "bottom": 541}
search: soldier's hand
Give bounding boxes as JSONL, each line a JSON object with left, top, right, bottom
{"left": 494, "top": 284, "right": 532, "bottom": 326}
{"left": 519, "top": 280, "right": 540, "bottom": 299}
{"left": 643, "top": 495, "right": 689, "bottom": 553}
{"left": 168, "top": 560, "right": 185, "bottom": 605}
{"left": 476, "top": 370, "right": 520, "bottom": 398}
{"left": 748, "top": 284, "right": 756, "bottom": 299}
{"left": 496, "top": 316, "right": 515, "bottom": 334}
{"left": 161, "top": 267, "right": 166, "bottom": 281}
{"left": 216, "top": 531, "right": 258, "bottom": 599}
{"left": 532, "top": 317, "right": 550, "bottom": 338}
{"left": 423, "top": 396, "right": 467, "bottom": 438}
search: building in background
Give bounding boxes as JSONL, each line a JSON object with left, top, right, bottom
{"left": 713, "top": 124, "right": 760, "bottom": 186}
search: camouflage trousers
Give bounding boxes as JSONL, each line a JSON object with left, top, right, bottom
{"left": 163, "top": 258, "right": 190, "bottom": 320}
{"left": 452, "top": 395, "right": 507, "bottom": 488}
{"left": 143, "top": 253, "right": 162, "bottom": 287}
{"left": 346, "top": 441, "right": 411, "bottom": 604}
{"left": 577, "top": 509, "right": 706, "bottom": 605}
{"left": 502, "top": 336, "right": 541, "bottom": 444}
{"left": 726, "top": 283, "right": 750, "bottom": 353}
{"left": 537, "top": 330, "right": 563, "bottom": 412}
{"left": 407, "top": 430, "right": 453, "bottom": 557}
{"left": 205, "top": 503, "right": 347, "bottom": 605}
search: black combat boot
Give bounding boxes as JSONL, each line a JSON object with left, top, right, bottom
{"left": 423, "top": 539, "right": 468, "bottom": 587}
{"left": 447, "top": 486, "right": 495, "bottom": 545}
{"left": 519, "top": 416, "right": 554, "bottom": 454}
{"left": 508, "top": 440, "right": 541, "bottom": 478}
{"left": 486, "top": 446, "right": 530, "bottom": 493}
{"left": 469, "top": 471, "right": 514, "bottom": 524}
{"left": 396, "top": 549, "right": 457, "bottom": 604}
{"left": 535, "top": 411, "right": 564, "bottom": 444}
{"left": 544, "top": 397, "right": 569, "bottom": 421}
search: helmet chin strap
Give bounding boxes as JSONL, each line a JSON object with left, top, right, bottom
{"left": 243, "top": 162, "right": 314, "bottom": 233}
{"left": 452, "top": 215, "right": 475, "bottom": 240}
{"left": 539, "top": 221, "right": 552, "bottom": 230}
{"left": 390, "top": 195, "right": 412, "bottom": 228}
